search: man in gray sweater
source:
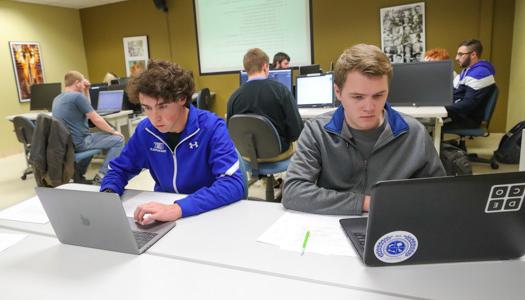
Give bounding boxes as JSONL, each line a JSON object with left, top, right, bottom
{"left": 282, "top": 44, "right": 445, "bottom": 215}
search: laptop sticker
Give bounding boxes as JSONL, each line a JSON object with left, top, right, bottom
{"left": 374, "top": 231, "right": 418, "bottom": 263}
{"left": 485, "top": 183, "right": 525, "bottom": 213}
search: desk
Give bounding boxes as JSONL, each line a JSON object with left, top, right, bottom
{"left": 0, "top": 230, "right": 389, "bottom": 300}
{"left": 6, "top": 110, "right": 134, "bottom": 140}
{"left": 2, "top": 187, "right": 524, "bottom": 299}
{"left": 298, "top": 106, "right": 447, "bottom": 154}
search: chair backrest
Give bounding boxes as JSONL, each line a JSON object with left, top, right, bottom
{"left": 481, "top": 85, "right": 499, "bottom": 130}
{"left": 196, "top": 88, "right": 211, "bottom": 110}
{"left": 12, "top": 116, "right": 35, "bottom": 146}
{"left": 228, "top": 114, "right": 282, "bottom": 170}
{"left": 235, "top": 148, "right": 249, "bottom": 199}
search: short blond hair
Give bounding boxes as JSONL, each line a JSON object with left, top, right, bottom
{"left": 64, "top": 71, "right": 84, "bottom": 87}
{"left": 334, "top": 44, "right": 392, "bottom": 89}
{"left": 243, "top": 48, "right": 269, "bottom": 74}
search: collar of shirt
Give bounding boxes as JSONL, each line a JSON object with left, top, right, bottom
{"left": 247, "top": 76, "right": 267, "bottom": 82}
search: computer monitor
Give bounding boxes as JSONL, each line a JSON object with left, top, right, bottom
{"left": 239, "top": 69, "right": 293, "bottom": 93}
{"left": 388, "top": 60, "right": 454, "bottom": 106}
{"left": 299, "top": 64, "right": 321, "bottom": 75}
{"left": 295, "top": 73, "right": 334, "bottom": 107}
{"left": 30, "top": 83, "right": 61, "bottom": 111}
{"left": 108, "top": 84, "right": 141, "bottom": 114}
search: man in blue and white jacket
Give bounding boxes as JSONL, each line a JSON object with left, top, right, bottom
{"left": 445, "top": 39, "right": 496, "bottom": 129}
{"left": 100, "top": 60, "right": 245, "bottom": 224}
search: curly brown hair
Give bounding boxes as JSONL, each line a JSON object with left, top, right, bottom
{"left": 126, "top": 59, "right": 195, "bottom": 106}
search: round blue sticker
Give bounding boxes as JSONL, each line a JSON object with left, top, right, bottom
{"left": 374, "top": 231, "right": 418, "bottom": 263}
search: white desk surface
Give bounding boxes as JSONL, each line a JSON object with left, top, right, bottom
{"left": 0, "top": 229, "right": 395, "bottom": 300}
{"left": 2, "top": 187, "right": 524, "bottom": 300}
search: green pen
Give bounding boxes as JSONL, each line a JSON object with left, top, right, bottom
{"left": 301, "top": 230, "right": 310, "bottom": 256}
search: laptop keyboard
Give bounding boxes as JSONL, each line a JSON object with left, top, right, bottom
{"left": 132, "top": 231, "right": 158, "bottom": 249}
{"left": 353, "top": 232, "right": 366, "bottom": 248}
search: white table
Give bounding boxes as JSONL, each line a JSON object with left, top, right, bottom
{"left": 0, "top": 229, "right": 393, "bottom": 300}
{"left": 7, "top": 110, "right": 134, "bottom": 141}
{"left": 2, "top": 187, "right": 523, "bottom": 300}
{"left": 298, "top": 106, "right": 447, "bottom": 154}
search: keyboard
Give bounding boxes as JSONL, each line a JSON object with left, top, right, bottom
{"left": 132, "top": 231, "right": 158, "bottom": 249}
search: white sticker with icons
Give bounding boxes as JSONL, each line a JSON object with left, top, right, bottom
{"left": 485, "top": 183, "right": 525, "bottom": 213}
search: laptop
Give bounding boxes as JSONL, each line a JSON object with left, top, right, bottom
{"left": 295, "top": 72, "right": 334, "bottom": 108}
{"left": 340, "top": 172, "right": 525, "bottom": 266}
{"left": 96, "top": 89, "right": 124, "bottom": 116}
{"left": 35, "top": 187, "right": 176, "bottom": 255}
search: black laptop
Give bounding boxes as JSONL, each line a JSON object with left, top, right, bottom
{"left": 340, "top": 172, "right": 525, "bottom": 266}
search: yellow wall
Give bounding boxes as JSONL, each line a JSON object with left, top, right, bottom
{"left": 0, "top": 1, "right": 88, "bottom": 156}
{"left": 507, "top": 0, "right": 525, "bottom": 129}
{"left": 80, "top": 0, "right": 515, "bottom": 130}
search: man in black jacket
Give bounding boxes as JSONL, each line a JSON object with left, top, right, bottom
{"left": 227, "top": 48, "right": 303, "bottom": 155}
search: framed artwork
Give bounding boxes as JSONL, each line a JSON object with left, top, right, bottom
{"left": 123, "top": 35, "right": 149, "bottom": 77}
{"left": 380, "top": 2, "right": 425, "bottom": 63}
{"left": 9, "top": 41, "right": 45, "bottom": 102}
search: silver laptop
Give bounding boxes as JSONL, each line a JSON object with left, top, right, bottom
{"left": 96, "top": 89, "right": 124, "bottom": 116}
{"left": 36, "top": 187, "right": 176, "bottom": 255}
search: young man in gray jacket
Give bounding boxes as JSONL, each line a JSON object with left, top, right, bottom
{"left": 282, "top": 44, "right": 445, "bottom": 215}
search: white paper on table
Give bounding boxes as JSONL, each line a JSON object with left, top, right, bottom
{"left": 0, "top": 196, "right": 49, "bottom": 224}
{"left": 257, "top": 211, "right": 357, "bottom": 257}
{"left": 0, "top": 233, "right": 27, "bottom": 253}
{"left": 121, "top": 192, "right": 186, "bottom": 217}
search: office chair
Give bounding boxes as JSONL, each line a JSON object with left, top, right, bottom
{"left": 228, "top": 114, "right": 292, "bottom": 202}
{"left": 444, "top": 85, "right": 499, "bottom": 169}
{"left": 195, "top": 88, "right": 211, "bottom": 110}
{"left": 12, "top": 116, "right": 36, "bottom": 180}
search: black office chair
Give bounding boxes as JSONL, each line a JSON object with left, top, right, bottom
{"left": 12, "top": 116, "right": 36, "bottom": 180}
{"left": 228, "top": 114, "right": 292, "bottom": 202}
{"left": 195, "top": 88, "right": 211, "bottom": 110}
{"left": 444, "top": 85, "right": 499, "bottom": 169}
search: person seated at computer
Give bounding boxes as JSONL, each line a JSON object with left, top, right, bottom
{"left": 100, "top": 60, "right": 245, "bottom": 224}
{"left": 103, "top": 72, "right": 119, "bottom": 85}
{"left": 52, "top": 71, "right": 125, "bottom": 184}
{"left": 271, "top": 52, "right": 291, "bottom": 69}
{"left": 227, "top": 48, "right": 303, "bottom": 157}
{"left": 282, "top": 44, "right": 445, "bottom": 215}
{"left": 444, "top": 39, "right": 496, "bottom": 129}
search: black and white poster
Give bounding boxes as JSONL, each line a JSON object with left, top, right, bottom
{"left": 380, "top": 2, "right": 425, "bottom": 63}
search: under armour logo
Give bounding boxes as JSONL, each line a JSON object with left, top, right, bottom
{"left": 189, "top": 141, "right": 199, "bottom": 149}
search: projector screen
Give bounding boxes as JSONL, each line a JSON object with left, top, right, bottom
{"left": 193, "top": 0, "right": 312, "bottom": 74}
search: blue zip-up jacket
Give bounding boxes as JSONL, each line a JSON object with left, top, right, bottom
{"left": 100, "top": 105, "right": 245, "bottom": 217}
{"left": 446, "top": 60, "right": 496, "bottom": 126}
{"left": 283, "top": 103, "right": 445, "bottom": 215}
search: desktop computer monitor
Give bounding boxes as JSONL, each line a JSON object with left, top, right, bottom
{"left": 239, "top": 69, "right": 293, "bottom": 93}
{"left": 388, "top": 60, "right": 454, "bottom": 106}
{"left": 299, "top": 64, "right": 321, "bottom": 75}
{"left": 108, "top": 84, "right": 141, "bottom": 115}
{"left": 30, "top": 83, "right": 61, "bottom": 111}
{"left": 295, "top": 73, "right": 334, "bottom": 107}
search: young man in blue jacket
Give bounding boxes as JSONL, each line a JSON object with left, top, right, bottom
{"left": 445, "top": 39, "right": 496, "bottom": 129}
{"left": 100, "top": 60, "right": 245, "bottom": 224}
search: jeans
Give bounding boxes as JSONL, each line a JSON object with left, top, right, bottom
{"left": 76, "top": 132, "right": 124, "bottom": 176}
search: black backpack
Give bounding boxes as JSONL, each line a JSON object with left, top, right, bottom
{"left": 493, "top": 121, "right": 525, "bottom": 164}
{"left": 440, "top": 143, "right": 473, "bottom": 176}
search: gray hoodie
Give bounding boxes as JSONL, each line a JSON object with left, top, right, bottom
{"left": 282, "top": 104, "right": 445, "bottom": 215}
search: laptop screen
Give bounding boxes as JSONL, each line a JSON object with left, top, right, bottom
{"left": 296, "top": 73, "right": 334, "bottom": 107}
{"left": 239, "top": 69, "right": 293, "bottom": 93}
{"left": 97, "top": 90, "right": 124, "bottom": 111}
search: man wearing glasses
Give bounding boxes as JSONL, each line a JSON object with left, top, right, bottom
{"left": 444, "top": 39, "right": 496, "bottom": 129}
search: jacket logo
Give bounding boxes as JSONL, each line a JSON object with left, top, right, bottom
{"left": 150, "top": 142, "right": 166, "bottom": 153}
{"left": 189, "top": 141, "right": 199, "bottom": 149}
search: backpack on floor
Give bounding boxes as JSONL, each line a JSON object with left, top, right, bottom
{"left": 440, "top": 143, "right": 473, "bottom": 176}
{"left": 493, "top": 121, "right": 525, "bottom": 164}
